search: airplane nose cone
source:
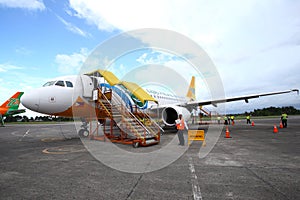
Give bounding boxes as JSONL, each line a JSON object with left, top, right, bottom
{"left": 21, "top": 91, "right": 40, "bottom": 112}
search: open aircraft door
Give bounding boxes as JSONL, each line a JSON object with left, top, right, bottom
{"left": 80, "top": 75, "right": 95, "bottom": 98}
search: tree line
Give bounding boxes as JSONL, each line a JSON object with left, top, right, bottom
{"left": 4, "top": 115, "right": 74, "bottom": 123}
{"left": 244, "top": 106, "right": 300, "bottom": 116}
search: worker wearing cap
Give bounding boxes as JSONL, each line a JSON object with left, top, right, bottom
{"left": 176, "top": 114, "right": 188, "bottom": 146}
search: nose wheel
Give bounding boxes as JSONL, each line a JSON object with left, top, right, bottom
{"left": 78, "top": 129, "right": 89, "bottom": 137}
{"left": 79, "top": 118, "right": 89, "bottom": 137}
{"left": 132, "top": 141, "right": 139, "bottom": 148}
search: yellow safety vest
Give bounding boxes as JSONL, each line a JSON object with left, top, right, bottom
{"left": 281, "top": 114, "right": 288, "bottom": 120}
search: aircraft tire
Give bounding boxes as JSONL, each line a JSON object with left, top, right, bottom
{"left": 79, "top": 129, "right": 89, "bottom": 137}
{"left": 132, "top": 142, "right": 139, "bottom": 148}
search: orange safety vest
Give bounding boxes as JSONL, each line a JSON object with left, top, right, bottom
{"left": 176, "top": 119, "right": 185, "bottom": 130}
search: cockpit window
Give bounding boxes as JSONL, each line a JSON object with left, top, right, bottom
{"left": 66, "top": 81, "right": 73, "bottom": 88}
{"left": 55, "top": 80, "right": 65, "bottom": 87}
{"left": 43, "top": 81, "right": 55, "bottom": 87}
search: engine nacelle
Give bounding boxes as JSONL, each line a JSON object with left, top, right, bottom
{"left": 162, "top": 106, "right": 191, "bottom": 126}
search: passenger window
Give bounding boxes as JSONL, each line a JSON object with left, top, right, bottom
{"left": 66, "top": 81, "right": 73, "bottom": 88}
{"left": 55, "top": 80, "right": 65, "bottom": 87}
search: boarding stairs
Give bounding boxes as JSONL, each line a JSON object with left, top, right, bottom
{"left": 199, "top": 106, "right": 221, "bottom": 124}
{"left": 94, "top": 87, "right": 160, "bottom": 147}
{"left": 200, "top": 106, "right": 211, "bottom": 117}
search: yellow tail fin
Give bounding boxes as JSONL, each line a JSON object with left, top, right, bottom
{"left": 186, "top": 76, "right": 196, "bottom": 101}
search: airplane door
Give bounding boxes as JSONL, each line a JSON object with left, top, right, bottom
{"left": 80, "top": 75, "right": 94, "bottom": 98}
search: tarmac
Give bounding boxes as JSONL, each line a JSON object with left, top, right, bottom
{"left": 0, "top": 116, "right": 299, "bottom": 200}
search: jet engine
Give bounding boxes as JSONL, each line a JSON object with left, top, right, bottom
{"left": 162, "top": 106, "right": 191, "bottom": 126}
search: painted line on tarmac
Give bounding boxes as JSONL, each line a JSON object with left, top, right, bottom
{"left": 41, "top": 137, "right": 67, "bottom": 142}
{"left": 19, "top": 129, "right": 30, "bottom": 141}
{"left": 10, "top": 131, "right": 19, "bottom": 136}
{"left": 188, "top": 156, "right": 203, "bottom": 200}
{"left": 42, "top": 145, "right": 86, "bottom": 155}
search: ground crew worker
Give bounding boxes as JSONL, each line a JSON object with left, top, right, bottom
{"left": 230, "top": 115, "right": 235, "bottom": 125}
{"left": 281, "top": 112, "right": 288, "bottom": 128}
{"left": 246, "top": 115, "right": 251, "bottom": 124}
{"left": 0, "top": 114, "right": 4, "bottom": 127}
{"left": 191, "top": 108, "right": 197, "bottom": 124}
{"left": 197, "top": 106, "right": 201, "bottom": 124}
{"left": 176, "top": 114, "right": 188, "bottom": 146}
{"left": 217, "top": 116, "right": 221, "bottom": 124}
{"left": 224, "top": 116, "right": 228, "bottom": 125}
{"left": 227, "top": 116, "right": 231, "bottom": 125}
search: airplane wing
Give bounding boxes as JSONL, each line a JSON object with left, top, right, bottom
{"left": 6, "top": 109, "right": 26, "bottom": 115}
{"left": 184, "top": 89, "right": 299, "bottom": 108}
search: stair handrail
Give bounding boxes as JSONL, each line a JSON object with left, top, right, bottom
{"left": 99, "top": 86, "right": 161, "bottom": 137}
{"left": 111, "top": 91, "right": 150, "bottom": 136}
{"left": 97, "top": 89, "right": 113, "bottom": 117}
{"left": 135, "top": 107, "right": 164, "bottom": 133}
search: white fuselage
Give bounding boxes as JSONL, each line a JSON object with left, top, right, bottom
{"left": 21, "top": 75, "right": 191, "bottom": 126}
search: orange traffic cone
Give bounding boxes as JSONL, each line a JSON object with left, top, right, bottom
{"left": 273, "top": 125, "right": 278, "bottom": 133}
{"left": 225, "top": 126, "right": 231, "bottom": 138}
{"left": 279, "top": 122, "right": 283, "bottom": 129}
{"left": 251, "top": 121, "right": 255, "bottom": 126}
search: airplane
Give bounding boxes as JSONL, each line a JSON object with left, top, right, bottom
{"left": 0, "top": 92, "right": 26, "bottom": 126}
{"left": 21, "top": 70, "right": 298, "bottom": 144}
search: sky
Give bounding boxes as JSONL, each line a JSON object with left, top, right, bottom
{"left": 0, "top": 0, "right": 300, "bottom": 117}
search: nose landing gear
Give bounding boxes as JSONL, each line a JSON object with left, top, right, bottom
{"left": 78, "top": 119, "right": 89, "bottom": 137}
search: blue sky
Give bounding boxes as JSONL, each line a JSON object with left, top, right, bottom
{"left": 0, "top": 0, "right": 300, "bottom": 116}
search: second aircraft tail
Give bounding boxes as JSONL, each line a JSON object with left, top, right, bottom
{"left": 0, "top": 92, "right": 24, "bottom": 110}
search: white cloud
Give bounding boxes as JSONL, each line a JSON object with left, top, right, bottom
{"left": 0, "top": 0, "right": 45, "bottom": 10}
{"left": 134, "top": 51, "right": 211, "bottom": 98}
{"left": 68, "top": 0, "right": 259, "bottom": 46}
{"left": 69, "top": 0, "right": 300, "bottom": 111}
{"left": 15, "top": 47, "right": 32, "bottom": 55}
{"left": 0, "top": 63, "right": 23, "bottom": 72}
{"left": 56, "top": 15, "right": 91, "bottom": 38}
{"left": 55, "top": 48, "right": 89, "bottom": 75}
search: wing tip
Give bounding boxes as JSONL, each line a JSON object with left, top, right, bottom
{"left": 291, "top": 89, "right": 299, "bottom": 95}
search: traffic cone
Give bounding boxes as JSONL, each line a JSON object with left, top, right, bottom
{"left": 279, "top": 122, "right": 283, "bottom": 129}
{"left": 273, "top": 125, "right": 278, "bottom": 133}
{"left": 251, "top": 121, "right": 255, "bottom": 126}
{"left": 225, "top": 126, "right": 231, "bottom": 138}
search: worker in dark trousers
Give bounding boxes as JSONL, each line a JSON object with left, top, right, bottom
{"left": 224, "top": 116, "right": 228, "bottom": 125}
{"left": 281, "top": 112, "right": 288, "bottom": 128}
{"left": 176, "top": 114, "right": 188, "bottom": 146}
{"left": 246, "top": 115, "right": 251, "bottom": 124}
{"left": 0, "top": 114, "right": 4, "bottom": 127}
{"left": 227, "top": 116, "right": 231, "bottom": 125}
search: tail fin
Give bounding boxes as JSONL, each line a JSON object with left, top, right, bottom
{"left": 186, "top": 76, "right": 196, "bottom": 101}
{"left": 1, "top": 92, "right": 24, "bottom": 110}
